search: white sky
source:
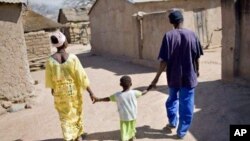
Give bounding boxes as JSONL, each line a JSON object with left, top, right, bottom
{"left": 28, "top": 0, "right": 64, "bottom": 7}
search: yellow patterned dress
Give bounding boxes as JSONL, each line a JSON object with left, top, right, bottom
{"left": 45, "top": 54, "right": 89, "bottom": 141}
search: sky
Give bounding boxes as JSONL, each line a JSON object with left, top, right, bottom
{"left": 27, "top": 0, "right": 93, "bottom": 20}
{"left": 28, "top": 0, "right": 64, "bottom": 6}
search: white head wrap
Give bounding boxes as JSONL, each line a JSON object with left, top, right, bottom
{"left": 51, "top": 31, "right": 66, "bottom": 48}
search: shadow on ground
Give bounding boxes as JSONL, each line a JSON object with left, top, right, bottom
{"left": 87, "top": 80, "right": 250, "bottom": 141}
{"left": 39, "top": 139, "right": 63, "bottom": 141}
{"left": 74, "top": 54, "right": 250, "bottom": 141}
{"left": 85, "top": 125, "right": 178, "bottom": 140}
{"left": 135, "top": 85, "right": 168, "bottom": 94}
{"left": 77, "top": 54, "right": 155, "bottom": 76}
{"left": 190, "top": 80, "right": 250, "bottom": 141}
{"left": 139, "top": 80, "right": 250, "bottom": 141}
{"left": 114, "top": 80, "right": 250, "bottom": 141}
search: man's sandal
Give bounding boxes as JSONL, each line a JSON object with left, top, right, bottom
{"left": 163, "top": 124, "right": 176, "bottom": 133}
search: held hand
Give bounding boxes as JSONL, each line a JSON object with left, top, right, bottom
{"left": 147, "top": 78, "right": 158, "bottom": 90}
{"left": 197, "top": 71, "right": 200, "bottom": 77}
{"left": 147, "top": 84, "right": 156, "bottom": 91}
{"left": 51, "top": 89, "right": 54, "bottom": 96}
{"left": 142, "top": 90, "right": 148, "bottom": 95}
{"left": 90, "top": 95, "right": 99, "bottom": 104}
{"left": 92, "top": 97, "right": 99, "bottom": 104}
{"left": 93, "top": 98, "right": 98, "bottom": 104}
{"left": 90, "top": 95, "right": 96, "bottom": 103}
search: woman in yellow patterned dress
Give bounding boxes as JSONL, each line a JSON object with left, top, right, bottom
{"left": 45, "top": 31, "right": 95, "bottom": 141}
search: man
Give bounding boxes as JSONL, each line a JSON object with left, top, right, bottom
{"left": 148, "top": 9, "right": 203, "bottom": 139}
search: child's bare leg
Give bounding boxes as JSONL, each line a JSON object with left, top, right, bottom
{"left": 129, "top": 137, "right": 134, "bottom": 141}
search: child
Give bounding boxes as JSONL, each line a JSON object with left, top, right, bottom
{"left": 94, "top": 75, "right": 148, "bottom": 141}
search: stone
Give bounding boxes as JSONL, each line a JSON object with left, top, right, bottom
{"left": 25, "top": 104, "right": 32, "bottom": 109}
{"left": 8, "top": 103, "right": 25, "bottom": 113}
{"left": 34, "top": 80, "right": 39, "bottom": 85}
{"left": 1, "top": 101, "right": 12, "bottom": 109}
{"left": 74, "top": 28, "right": 81, "bottom": 33}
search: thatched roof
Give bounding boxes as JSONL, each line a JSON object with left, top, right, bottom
{"left": 58, "top": 7, "right": 89, "bottom": 22}
{"left": 0, "top": 0, "right": 24, "bottom": 3}
{"left": 22, "top": 9, "right": 65, "bottom": 33}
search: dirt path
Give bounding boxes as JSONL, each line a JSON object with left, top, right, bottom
{"left": 0, "top": 45, "right": 250, "bottom": 141}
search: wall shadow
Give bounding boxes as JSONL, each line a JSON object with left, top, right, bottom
{"left": 0, "top": 4, "right": 21, "bottom": 23}
{"left": 77, "top": 53, "right": 155, "bottom": 76}
{"left": 190, "top": 80, "right": 250, "bottom": 141}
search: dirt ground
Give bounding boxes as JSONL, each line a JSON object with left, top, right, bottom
{"left": 0, "top": 44, "right": 250, "bottom": 141}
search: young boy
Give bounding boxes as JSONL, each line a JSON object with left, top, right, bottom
{"left": 94, "top": 76, "right": 148, "bottom": 141}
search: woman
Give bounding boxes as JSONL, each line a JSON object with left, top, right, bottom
{"left": 45, "top": 31, "right": 95, "bottom": 141}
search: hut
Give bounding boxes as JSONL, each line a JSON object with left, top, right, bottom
{"left": 221, "top": 0, "right": 250, "bottom": 82}
{"left": 22, "top": 9, "right": 64, "bottom": 66}
{"left": 89, "top": 0, "right": 222, "bottom": 67}
{"left": 58, "top": 7, "right": 90, "bottom": 45}
{"left": 0, "top": 0, "right": 34, "bottom": 104}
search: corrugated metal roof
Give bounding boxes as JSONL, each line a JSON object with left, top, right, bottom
{"left": 0, "top": 0, "right": 25, "bottom": 3}
{"left": 128, "top": 0, "right": 169, "bottom": 3}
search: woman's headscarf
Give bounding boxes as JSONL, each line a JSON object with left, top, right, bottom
{"left": 51, "top": 31, "right": 66, "bottom": 48}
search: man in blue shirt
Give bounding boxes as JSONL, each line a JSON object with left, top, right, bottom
{"left": 148, "top": 10, "right": 203, "bottom": 139}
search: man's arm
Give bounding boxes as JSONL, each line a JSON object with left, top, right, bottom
{"left": 147, "top": 34, "right": 168, "bottom": 90}
{"left": 194, "top": 35, "right": 203, "bottom": 77}
{"left": 148, "top": 61, "right": 167, "bottom": 90}
{"left": 194, "top": 59, "right": 200, "bottom": 77}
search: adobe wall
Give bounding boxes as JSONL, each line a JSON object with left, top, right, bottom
{"left": 67, "top": 22, "right": 90, "bottom": 45}
{"left": 0, "top": 4, "right": 34, "bottom": 102}
{"left": 25, "top": 31, "right": 51, "bottom": 60}
{"left": 90, "top": 0, "right": 222, "bottom": 67}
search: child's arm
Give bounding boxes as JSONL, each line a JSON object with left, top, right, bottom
{"left": 94, "top": 97, "right": 111, "bottom": 103}
{"left": 142, "top": 90, "right": 149, "bottom": 96}
{"left": 134, "top": 90, "right": 148, "bottom": 98}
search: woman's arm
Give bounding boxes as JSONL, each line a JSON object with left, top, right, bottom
{"left": 86, "top": 86, "right": 97, "bottom": 102}
{"left": 51, "top": 89, "right": 54, "bottom": 96}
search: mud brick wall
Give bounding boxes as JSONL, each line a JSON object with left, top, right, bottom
{"left": 24, "top": 31, "right": 51, "bottom": 60}
{"left": 68, "top": 22, "right": 90, "bottom": 45}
